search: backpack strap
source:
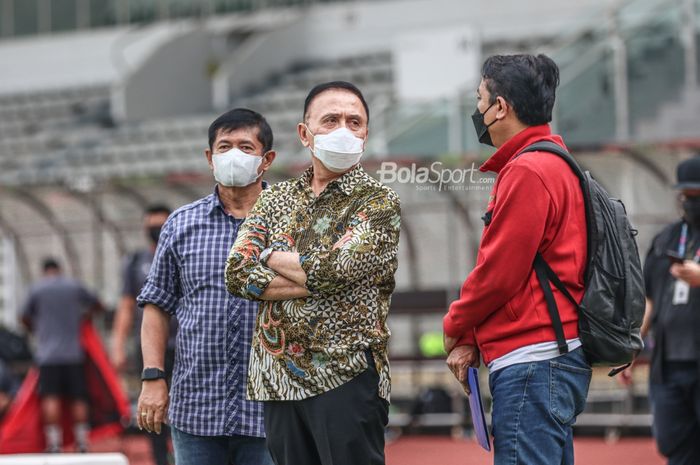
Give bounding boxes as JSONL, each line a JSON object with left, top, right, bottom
{"left": 517, "top": 141, "right": 585, "bottom": 181}
{"left": 534, "top": 253, "right": 579, "bottom": 307}
{"left": 533, "top": 254, "right": 576, "bottom": 354}
{"left": 518, "top": 141, "right": 586, "bottom": 355}
{"left": 518, "top": 140, "right": 596, "bottom": 280}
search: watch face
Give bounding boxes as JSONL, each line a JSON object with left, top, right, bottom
{"left": 142, "top": 368, "right": 165, "bottom": 380}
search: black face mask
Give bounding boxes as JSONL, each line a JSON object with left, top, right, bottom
{"left": 683, "top": 197, "right": 700, "bottom": 228}
{"left": 148, "top": 226, "right": 162, "bottom": 244}
{"left": 471, "top": 102, "right": 498, "bottom": 147}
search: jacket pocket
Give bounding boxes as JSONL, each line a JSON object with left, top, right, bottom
{"left": 504, "top": 300, "right": 520, "bottom": 321}
{"left": 503, "top": 279, "right": 535, "bottom": 321}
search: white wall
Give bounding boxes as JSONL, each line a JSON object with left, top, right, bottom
{"left": 114, "top": 27, "right": 214, "bottom": 122}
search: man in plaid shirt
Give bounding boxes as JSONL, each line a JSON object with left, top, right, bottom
{"left": 136, "top": 108, "right": 276, "bottom": 465}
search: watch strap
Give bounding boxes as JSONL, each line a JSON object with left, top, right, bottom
{"left": 141, "top": 367, "right": 166, "bottom": 381}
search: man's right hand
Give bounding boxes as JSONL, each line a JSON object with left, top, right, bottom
{"left": 137, "top": 379, "right": 169, "bottom": 434}
{"left": 446, "top": 344, "right": 480, "bottom": 394}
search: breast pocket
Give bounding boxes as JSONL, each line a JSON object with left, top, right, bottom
{"left": 179, "top": 239, "right": 226, "bottom": 293}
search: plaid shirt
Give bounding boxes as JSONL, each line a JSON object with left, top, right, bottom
{"left": 137, "top": 187, "right": 265, "bottom": 438}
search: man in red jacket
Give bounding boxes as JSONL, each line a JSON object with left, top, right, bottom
{"left": 443, "top": 54, "right": 591, "bottom": 465}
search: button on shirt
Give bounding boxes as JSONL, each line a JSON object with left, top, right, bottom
{"left": 137, "top": 187, "right": 264, "bottom": 438}
{"left": 225, "top": 165, "right": 401, "bottom": 402}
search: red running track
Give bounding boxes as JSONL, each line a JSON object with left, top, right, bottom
{"left": 88, "top": 434, "right": 665, "bottom": 465}
{"left": 386, "top": 436, "right": 665, "bottom": 465}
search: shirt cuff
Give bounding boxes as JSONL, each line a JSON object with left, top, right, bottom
{"left": 137, "top": 284, "right": 179, "bottom": 316}
{"left": 245, "top": 265, "right": 278, "bottom": 299}
{"left": 299, "top": 249, "right": 339, "bottom": 296}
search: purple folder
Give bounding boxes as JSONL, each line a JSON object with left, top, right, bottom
{"left": 467, "top": 367, "right": 491, "bottom": 451}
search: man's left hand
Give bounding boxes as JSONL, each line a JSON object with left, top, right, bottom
{"left": 671, "top": 261, "right": 700, "bottom": 287}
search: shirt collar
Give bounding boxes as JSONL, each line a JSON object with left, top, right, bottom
{"left": 207, "top": 181, "right": 268, "bottom": 216}
{"left": 479, "top": 124, "right": 557, "bottom": 174}
{"left": 295, "top": 164, "right": 365, "bottom": 197}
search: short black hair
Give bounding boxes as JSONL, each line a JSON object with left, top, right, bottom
{"left": 145, "top": 204, "right": 171, "bottom": 216}
{"left": 208, "top": 108, "right": 273, "bottom": 153}
{"left": 303, "top": 81, "right": 370, "bottom": 124}
{"left": 481, "top": 54, "right": 560, "bottom": 126}
{"left": 42, "top": 258, "right": 60, "bottom": 272}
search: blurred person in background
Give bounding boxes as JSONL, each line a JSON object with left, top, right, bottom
{"left": 640, "top": 156, "right": 700, "bottom": 465}
{"left": 136, "top": 108, "right": 275, "bottom": 465}
{"left": 111, "top": 204, "right": 176, "bottom": 465}
{"left": 20, "top": 258, "right": 103, "bottom": 453}
{"left": 0, "top": 359, "right": 19, "bottom": 419}
{"left": 226, "top": 81, "right": 401, "bottom": 465}
{"left": 443, "top": 54, "right": 590, "bottom": 465}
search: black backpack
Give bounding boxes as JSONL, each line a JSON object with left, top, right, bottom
{"left": 518, "top": 141, "right": 645, "bottom": 375}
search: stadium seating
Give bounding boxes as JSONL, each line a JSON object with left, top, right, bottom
{"left": 0, "top": 52, "right": 395, "bottom": 185}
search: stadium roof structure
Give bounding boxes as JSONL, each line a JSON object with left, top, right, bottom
{"left": 0, "top": 21, "right": 194, "bottom": 95}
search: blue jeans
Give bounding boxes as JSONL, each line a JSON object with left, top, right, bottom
{"left": 650, "top": 361, "right": 700, "bottom": 465}
{"left": 171, "top": 426, "right": 274, "bottom": 465}
{"left": 489, "top": 347, "right": 591, "bottom": 465}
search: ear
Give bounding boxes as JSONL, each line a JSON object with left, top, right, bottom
{"left": 205, "top": 148, "right": 213, "bottom": 171}
{"left": 261, "top": 151, "right": 276, "bottom": 172}
{"left": 297, "top": 123, "right": 311, "bottom": 148}
{"left": 495, "top": 96, "right": 509, "bottom": 120}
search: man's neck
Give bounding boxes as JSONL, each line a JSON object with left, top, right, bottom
{"left": 493, "top": 120, "right": 529, "bottom": 148}
{"left": 217, "top": 182, "right": 263, "bottom": 219}
{"left": 309, "top": 157, "right": 347, "bottom": 197}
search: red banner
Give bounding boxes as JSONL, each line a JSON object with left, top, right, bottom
{"left": 0, "top": 321, "right": 130, "bottom": 453}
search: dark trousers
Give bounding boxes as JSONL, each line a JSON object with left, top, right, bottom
{"left": 149, "top": 425, "right": 170, "bottom": 465}
{"left": 650, "top": 361, "right": 700, "bottom": 465}
{"left": 263, "top": 356, "right": 388, "bottom": 465}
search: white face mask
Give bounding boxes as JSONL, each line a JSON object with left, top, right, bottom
{"left": 212, "top": 147, "right": 264, "bottom": 187}
{"left": 309, "top": 127, "right": 365, "bottom": 173}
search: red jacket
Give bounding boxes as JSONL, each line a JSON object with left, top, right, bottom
{"left": 443, "top": 124, "right": 587, "bottom": 364}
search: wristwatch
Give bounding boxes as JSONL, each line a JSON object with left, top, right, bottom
{"left": 141, "top": 367, "right": 166, "bottom": 381}
{"left": 259, "top": 247, "right": 274, "bottom": 266}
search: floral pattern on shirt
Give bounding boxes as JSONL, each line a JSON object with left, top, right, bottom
{"left": 225, "top": 165, "right": 401, "bottom": 401}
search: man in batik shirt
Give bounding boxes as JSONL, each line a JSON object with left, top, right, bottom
{"left": 226, "top": 81, "right": 401, "bottom": 465}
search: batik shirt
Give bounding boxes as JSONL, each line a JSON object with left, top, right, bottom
{"left": 225, "top": 165, "right": 401, "bottom": 401}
